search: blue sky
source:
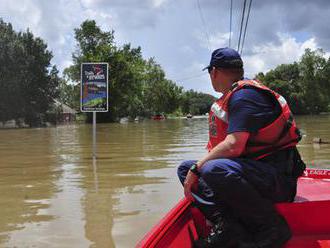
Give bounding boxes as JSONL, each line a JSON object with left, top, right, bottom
{"left": 1, "top": 0, "right": 329, "bottom": 96}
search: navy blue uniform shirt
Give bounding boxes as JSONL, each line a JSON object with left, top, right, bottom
{"left": 227, "top": 88, "right": 281, "bottom": 134}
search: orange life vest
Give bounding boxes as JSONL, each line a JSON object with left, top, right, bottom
{"left": 207, "top": 80, "right": 301, "bottom": 160}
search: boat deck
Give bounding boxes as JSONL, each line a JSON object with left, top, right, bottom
{"left": 278, "top": 176, "right": 330, "bottom": 247}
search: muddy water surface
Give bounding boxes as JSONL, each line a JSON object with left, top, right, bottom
{"left": 0, "top": 115, "right": 329, "bottom": 247}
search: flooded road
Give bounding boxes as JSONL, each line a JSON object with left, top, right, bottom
{"left": 0, "top": 115, "right": 329, "bottom": 247}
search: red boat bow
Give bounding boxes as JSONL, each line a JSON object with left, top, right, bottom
{"left": 137, "top": 168, "right": 330, "bottom": 248}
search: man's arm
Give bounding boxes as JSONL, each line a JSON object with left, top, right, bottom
{"left": 184, "top": 132, "right": 249, "bottom": 201}
{"left": 196, "top": 132, "right": 250, "bottom": 169}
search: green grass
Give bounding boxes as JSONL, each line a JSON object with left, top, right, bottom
{"left": 82, "top": 98, "right": 106, "bottom": 108}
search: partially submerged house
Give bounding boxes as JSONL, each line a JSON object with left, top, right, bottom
{"left": 53, "top": 99, "right": 77, "bottom": 123}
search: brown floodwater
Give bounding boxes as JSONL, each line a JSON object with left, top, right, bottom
{"left": 0, "top": 115, "right": 329, "bottom": 247}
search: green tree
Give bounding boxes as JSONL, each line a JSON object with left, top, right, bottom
{"left": 58, "top": 78, "right": 80, "bottom": 109}
{"left": 142, "top": 59, "right": 183, "bottom": 115}
{"left": 0, "top": 19, "right": 59, "bottom": 125}
{"left": 257, "top": 49, "right": 330, "bottom": 114}
{"left": 108, "top": 44, "right": 146, "bottom": 120}
{"left": 65, "top": 20, "right": 184, "bottom": 121}
{"left": 181, "top": 90, "right": 215, "bottom": 115}
{"left": 261, "top": 63, "right": 302, "bottom": 114}
{"left": 299, "top": 49, "right": 328, "bottom": 114}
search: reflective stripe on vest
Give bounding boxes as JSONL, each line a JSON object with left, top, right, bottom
{"left": 211, "top": 102, "right": 228, "bottom": 123}
{"left": 277, "top": 95, "right": 287, "bottom": 107}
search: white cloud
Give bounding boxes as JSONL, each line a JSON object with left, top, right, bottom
{"left": 1, "top": 0, "right": 42, "bottom": 32}
{"left": 152, "top": 0, "right": 168, "bottom": 8}
{"left": 0, "top": 0, "right": 329, "bottom": 94}
{"left": 209, "top": 32, "right": 231, "bottom": 51}
{"left": 168, "top": 61, "right": 215, "bottom": 95}
{"left": 196, "top": 31, "right": 231, "bottom": 51}
{"left": 180, "top": 45, "right": 194, "bottom": 55}
{"left": 243, "top": 33, "right": 319, "bottom": 78}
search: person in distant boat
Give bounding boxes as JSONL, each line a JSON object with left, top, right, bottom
{"left": 177, "top": 47, "right": 306, "bottom": 248}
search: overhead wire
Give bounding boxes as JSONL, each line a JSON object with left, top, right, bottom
{"left": 196, "top": 0, "right": 211, "bottom": 49}
{"left": 174, "top": 1, "right": 254, "bottom": 86}
{"left": 240, "top": 0, "right": 253, "bottom": 55}
{"left": 229, "top": 0, "right": 233, "bottom": 47}
{"left": 173, "top": 1, "right": 214, "bottom": 85}
{"left": 174, "top": 72, "right": 207, "bottom": 82}
{"left": 237, "top": 0, "right": 247, "bottom": 53}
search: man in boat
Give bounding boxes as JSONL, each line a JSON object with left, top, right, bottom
{"left": 177, "top": 47, "right": 306, "bottom": 247}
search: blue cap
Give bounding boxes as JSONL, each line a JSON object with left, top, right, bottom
{"left": 203, "top": 47, "right": 243, "bottom": 71}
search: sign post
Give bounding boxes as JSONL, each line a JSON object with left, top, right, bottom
{"left": 93, "top": 111, "right": 96, "bottom": 157}
{"left": 81, "top": 63, "right": 108, "bottom": 158}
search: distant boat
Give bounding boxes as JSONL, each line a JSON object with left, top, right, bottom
{"left": 186, "top": 113, "right": 193, "bottom": 119}
{"left": 134, "top": 116, "right": 142, "bottom": 122}
{"left": 119, "top": 117, "right": 129, "bottom": 124}
{"left": 152, "top": 114, "right": 165, "bottom": 120}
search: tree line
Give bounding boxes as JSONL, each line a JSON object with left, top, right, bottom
{"left": 0, "top": 19, "right": 215, "bottom": 125}
{"left": 0, "top": 20, "right": 60, "bottom": 126}
{"left": 256, "top": 49, "right": 330, "bottom": 114}
{"left": 1, "top": 18, "right": 330, "bottom": 126}
{"left": 63, "top": 20, "right": 215, "bottom": 122}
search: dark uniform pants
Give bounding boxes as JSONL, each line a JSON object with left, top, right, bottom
{"left": 177, "top": 150, "right": 300, "bottom": 227}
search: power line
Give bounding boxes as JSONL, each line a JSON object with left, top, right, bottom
{"left": 237, "top": 0, "right": 247, "bottom": 53}
{"left": 229, "top": 0, "right": 233, "bottom": 47}
{"left": 240, "top": 0, "right": 253, "bottom": 55}
{"left": 174, "top": 72, "right": 207, "bottom": 82}
{"left": 196, "top": 0, "right": 211, "bottom": 49}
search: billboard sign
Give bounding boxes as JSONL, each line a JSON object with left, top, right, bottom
{"left": 81, "top": 63, "right": 108, "bottom": 112}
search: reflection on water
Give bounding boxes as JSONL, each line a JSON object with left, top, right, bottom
{"left": 0, "top": 116, "right": 329, "bottom": 247}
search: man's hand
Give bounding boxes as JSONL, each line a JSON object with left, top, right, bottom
{"left": 184, "top": 170, "right": 199, "bottom": 201}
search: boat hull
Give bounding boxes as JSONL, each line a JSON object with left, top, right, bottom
{"left": 137, "top": 168, "right": 330, "bottom": 248}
